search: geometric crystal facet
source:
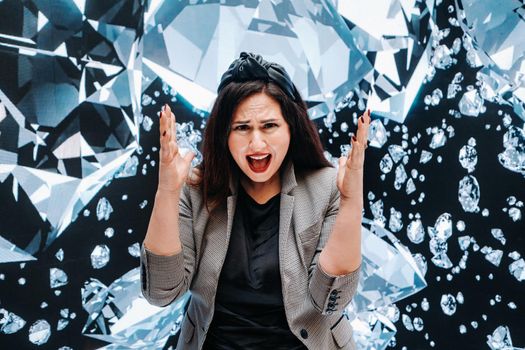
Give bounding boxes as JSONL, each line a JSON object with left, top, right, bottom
{"left": 0, "top": 1, "right": 145, "bottom": 250}
{"left": 81, "top": 268, "right": 189, "bottom": 348}
{"left": 143, "top": 0, "right": 372, "bottom": 121}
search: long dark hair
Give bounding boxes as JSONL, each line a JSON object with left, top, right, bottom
{"left": 195, "top": 80, "right": 332, "bottom": 211}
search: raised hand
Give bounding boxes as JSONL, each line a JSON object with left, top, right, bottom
{"left": 336, "top": 109, "right": 371, "bottom": 202}
{"left": 157, "top": 104, "right": 195, "bottom": 194}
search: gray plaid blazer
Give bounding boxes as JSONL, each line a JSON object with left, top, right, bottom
{"left": 140, "top": 161, "right": 360, "bottom": 349}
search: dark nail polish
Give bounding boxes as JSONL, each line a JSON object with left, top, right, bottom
{"left": 352, "top": 135, "right": 357, "bottom": 142}
{"left": 160, "top": 112, "right": 162, "bottom": 118}
{"left": 162, "top": 130, "right": 166, "bottom": 136}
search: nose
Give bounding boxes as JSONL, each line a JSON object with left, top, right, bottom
{"left": 249, "top": 130, "right": 267, "bottom": 151}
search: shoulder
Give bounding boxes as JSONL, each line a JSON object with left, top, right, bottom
{"left": 294, "top": 166, "right": 338, "bottom": 203}
{"left": 296, "top": 166, "right": 337, "bottom": 191}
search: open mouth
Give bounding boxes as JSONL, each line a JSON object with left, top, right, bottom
{"left": 246, "top": 154, "right": 271, "bottom": 173}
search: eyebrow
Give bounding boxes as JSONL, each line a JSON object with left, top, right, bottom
{"left": 232, "top": 119, "right": 279, "bottom": 125}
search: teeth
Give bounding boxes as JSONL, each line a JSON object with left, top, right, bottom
{"left": 248, "top": 154, "right": 269, "bottom": 160}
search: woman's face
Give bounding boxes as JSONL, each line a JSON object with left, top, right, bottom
{"left": 228, "top": 92, "right": 291, "bottom": 185}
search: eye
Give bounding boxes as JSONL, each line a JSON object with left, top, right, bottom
{"left": 263, "top": 123, "right": 278, "bottom": 129}
{"left": 233, "top": 124, "right": 250, "bottom": 131}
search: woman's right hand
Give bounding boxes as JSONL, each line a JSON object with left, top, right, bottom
{"left": 157, "top": 104, "right": 195, "bottom": 194}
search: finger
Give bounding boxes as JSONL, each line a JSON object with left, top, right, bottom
{"left": 347, "top": 137, "right": 365, "bottom": 169}
{"left": 159, "top": 109, "right": 169, "bottom": 151}
{"left": 356, "top": 113, "right": 369, "bottom": 146}
{"left": 184, "top": 150, "right": 195, "bottom": 166}
{"left": 169, "top": 138, "right": 179, "bottom": 159}
{"left": 337, "top": 156, "right": 346, "bottom": 189}
{"left": 165, "top": 104, "right": 177, "bottom": 143}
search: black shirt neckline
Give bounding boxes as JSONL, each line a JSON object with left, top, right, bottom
{"left": 240, "top": 185, "right": 281, "bottom": 206}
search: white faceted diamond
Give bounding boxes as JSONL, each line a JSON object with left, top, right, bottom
{"left": 55, "top": 249, "right": 64, "bottom": 262}
{"left": 485, "top": 250, "right": 503, "bottom": 267}
{"left": 406, "top": 178, "right": 416, "bottom": 195}
{"left": 144, "top": 1, "right": 372, "bottom": 120}
{"left": 0, "top": 309, "right": 26, "bottom": 334}
{"left": 407, "top": 219, "right": 424, "bottom": 244}
{"left": 432, "top": 253, "right": 453, "bottom": 269}
{"left": 459, "top": 89, "right": 484, "bottom": 117}
{"left": 429, "top": 129, "right": 447, "bottom": 149}
{"left": 96, "top": 197, "right": 113, "bottom": 221}
{"left": 90, "top": 245, "right": 110, "bottom": 269}
{"left": 458, "top": 144, "right": 478, "bottom": 172}
{"left": 368, "top": 119, "right": 388, "bottom": 148}
{"left": 447, "top": 82, "right": 461, "bottom": 99}
{"left": 413, "top": 317, "right": 424, "bottom": 331}
{"left": 412, "top": 253, "right": 427, "bottom": 276}
{"left": 388, "top": 145, "right": 407, "bottom": 163}
{"left": 380, "top": 154, "right": 394, "bottom": 174}
{"left": 370, "top": 199, "right": 384, "bottom": 220}
{"left": 57, "top": 319, "right": 69, "bottom": 331}
{"left": 421, "top": 298, "right": 430, "bottom": 312}
{"left": 491, "top": 228, "right": 506, "bottom": 245}
{"left": 394, "top": 164, "right": 408, "bottom": 190}
{"left": 420, "top": 150, "right": 433, "bottom": 164}
{"left": 458, "top": 175, "right": 480, "bottom": 213}
{"left": 429, "top": 213, "right": 453, "bottom": 241}
{"left": 429, "top": 237, "right": 448, "bottom": 256}
{"left": 114, "top": 155, "right": 139, "bottom": 179}
{"left": 456, "top": 292, "right": 464, "bottom": 304}
{"left": 104, "top": 227, "right": 115, "bottom": 238}
{"left": 28, "top": 320, "right": 51, "bottom": 345}
{"left": 508, "top": 251, "right": 521, "bottom": 260}
{"left": 128, "top": 243, "right": 140, "bottom": 257}
{"left": 402, "top": 314, "right": 414, "bottom": 331}
{"left": 509, "top": 259, "right": 525, "bottom": 281}
{"left": 50, "top": 268, "right": 68, "bottom": 289}
{"left": 458, "top": 235, "right": 471, "bottom": 250}
{"left": 142, "top": 116, "right": 153, "bottom": 132}
{"left": 440, "top": 294, "right": 457, "bottom": 316}
{"left": 487, "top": 325, "right": 513, "bottom": 350}
{"left": 81, "top": 267, "right": 190, "bottom": 347}
{"left": 458, "top": 0, "right": 525, "bottom": 121}
{"left": 508, "top": 207, "right": 522, "bottom": 221}
{"left": 388, "top": 208, "right": 403, "bottom": 233}
{"left": 498, "top": 126, "right": 525, "bottom": 175}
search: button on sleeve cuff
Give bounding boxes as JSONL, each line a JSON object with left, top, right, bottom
{"left": 309, "top": 263, "right": 361, "bottom": 315}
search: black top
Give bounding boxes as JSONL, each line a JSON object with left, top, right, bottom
{"left": 202, "top": 185, "right": 307, "bottom": 350}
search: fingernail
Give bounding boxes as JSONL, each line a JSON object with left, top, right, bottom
{"left": 360, "top": 116, "right": 364, "bottom": 123}
{"left": 352, "top": 135, "right": 357, "bottom": 142}
{"left": 368, "top": 108, "right": 370, "bottom": 115}
{"left": 160, "top": 112, "right": 162, "bottom": 118}
{"left": 162, "top": 130, "right": 166, "bottom": 136}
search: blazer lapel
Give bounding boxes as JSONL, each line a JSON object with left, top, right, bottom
{"left": 278, "top": 161, "right": 298, "bottom": 296}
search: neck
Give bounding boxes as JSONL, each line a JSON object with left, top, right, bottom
{"left": 240, "top": 173, "right": 281, "bottom": 204}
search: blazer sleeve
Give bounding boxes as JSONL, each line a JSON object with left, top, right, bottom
{"left": 307, "top": 171, "right": 361, "bottom": 315}
{"left": 140, "top": 183, "right": 196, "bottom": 307}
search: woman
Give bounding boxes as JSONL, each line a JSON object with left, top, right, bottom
{"left": 140, "top": 52, "right": 370, "bottom": 349}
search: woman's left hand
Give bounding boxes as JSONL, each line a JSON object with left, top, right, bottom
{"left": 336, "top": 109, "right": 371, "bottom": 202}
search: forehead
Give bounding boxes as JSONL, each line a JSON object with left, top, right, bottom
{"left": 232, "top": 92, "right": 283, "bottom": 121}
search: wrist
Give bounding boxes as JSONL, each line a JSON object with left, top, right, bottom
{"left": 340, "top": 196, "right": 363, "bottom": 211}
{"left": 156, "top": 186, "right": 182, "bottom": 198}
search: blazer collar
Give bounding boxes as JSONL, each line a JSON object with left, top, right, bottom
{"left": 228, "top": 159, "right": 298, "bottom": 196}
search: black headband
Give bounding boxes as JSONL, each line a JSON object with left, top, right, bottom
{"left": 217, "top": 52, "right": 297, "bottom": 99}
